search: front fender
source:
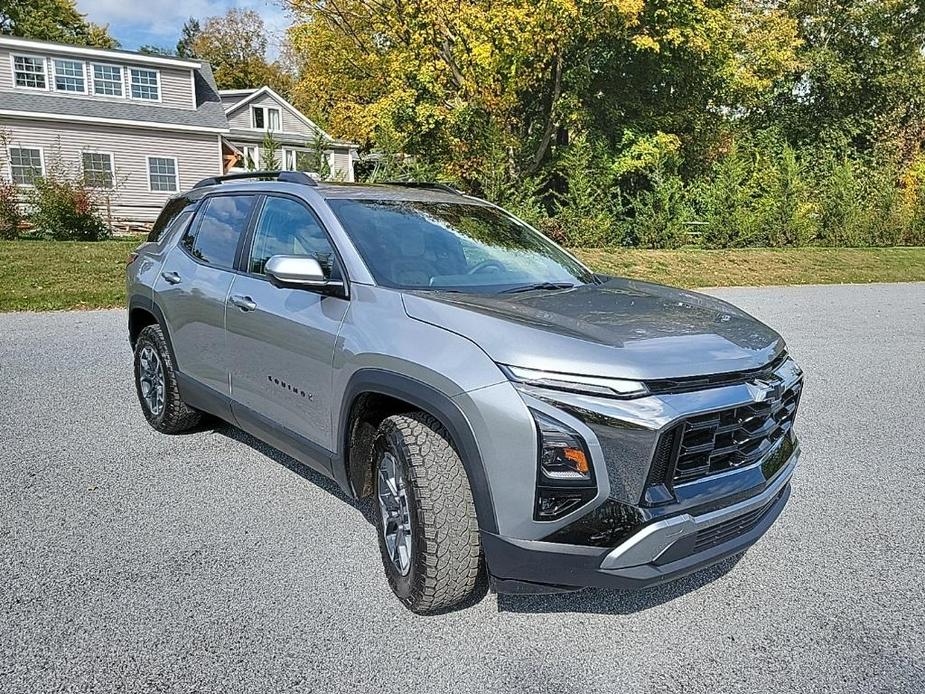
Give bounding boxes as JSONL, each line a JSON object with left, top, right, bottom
{"left": 336, "top": 368, "right": 499, "bottom": 534}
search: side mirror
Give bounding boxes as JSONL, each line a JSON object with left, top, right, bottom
{"left": 265, "top": 255, "right": 348, "bottom": 297}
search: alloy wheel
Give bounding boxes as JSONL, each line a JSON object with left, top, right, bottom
{"left": 377, "top": 451, "right": 413, "bottom": 576}
{"left": 138, "top": 345, "right": 165, "bottom": 416}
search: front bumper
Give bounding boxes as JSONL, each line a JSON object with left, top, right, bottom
{"left": 485, "top": 443, "right": 798, "bottom": 594}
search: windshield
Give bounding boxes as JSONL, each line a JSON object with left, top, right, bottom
{"left": 328, "top": 199, "right": 594, "bottom": 292}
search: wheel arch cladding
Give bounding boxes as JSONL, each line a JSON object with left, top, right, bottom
{"left": 128, "top": 295, "right": 179, "bottom": 370}
{"left": 338, "top": 369, "right": 499, "bottom": 534}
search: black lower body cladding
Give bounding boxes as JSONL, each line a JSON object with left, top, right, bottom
{"left": 483, "top": 431, "right": 799, "bottom": 594}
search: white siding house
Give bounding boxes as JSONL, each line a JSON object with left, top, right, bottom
{"left": 0, "top": 36, "right": 228, "bottom": 223}
{"left": 220, "top": 87, "right": 358, "bottom": 182}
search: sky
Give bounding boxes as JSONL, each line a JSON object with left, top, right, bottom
{"left": 75, "top": 0, "right": 289, "bottom": 57}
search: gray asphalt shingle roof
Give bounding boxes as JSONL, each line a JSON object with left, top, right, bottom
{"left": 1, "top": 61, "right": 228, "bottom": 131}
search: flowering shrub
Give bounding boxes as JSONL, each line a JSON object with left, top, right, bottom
{"left": 0, "top": 180, "right": 21, "bottom": 240}
{"left": 29, "top": 176, "right": 110, "bottom": 241}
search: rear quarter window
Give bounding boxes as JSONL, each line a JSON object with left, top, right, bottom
{"left": 181, "top": 194, "right": 258, "bottom": 269}
{"left": 148, "top": 195, "right": 196, "bottom": 243}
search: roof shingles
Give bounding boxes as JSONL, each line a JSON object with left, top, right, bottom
{"left": 1, "top": 61, "right": 228, "bottom": 131}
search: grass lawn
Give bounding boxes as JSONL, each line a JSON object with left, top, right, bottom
{"left": 574, "top": 246, "right": 925, "bottom": 288}
{"left": 0, "top": 237, "right": 142, "bottom": 312}
{"left": 1, "top": 239, "right": 924, "bottom": 312}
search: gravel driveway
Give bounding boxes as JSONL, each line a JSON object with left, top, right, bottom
{"left": 1, "top": 283, "right": 923, "bottom": 693}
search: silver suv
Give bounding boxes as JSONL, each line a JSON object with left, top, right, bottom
{"left": 127, "top": 171, "right": 803, "bottom": 613}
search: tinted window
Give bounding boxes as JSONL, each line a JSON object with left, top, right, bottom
{"left": 249, "top": 196, "right": 341, "bottom": 279}
{"left": 148, "top": 195, "right": 195, "bottom": 243}
{"left": 182, "top": 195, "right": 257, "bottom": 269}
{"left": 328, "top": 200, "right": 592, "bottom": 291}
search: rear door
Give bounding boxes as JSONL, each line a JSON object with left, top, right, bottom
{"left": 155, "top": 193, "right": 259, "bottom": 395}
{"left": 225, "top": 194, "right": 350, "bottom": 453}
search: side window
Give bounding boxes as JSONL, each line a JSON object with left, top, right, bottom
{"left": 248, "top": 197, "right": 341, "bottom": 279}
{"left": 182, "top": 195, "right": 257, "bottom": 269}
{"left": 148, "top": 195, "right": 195, "bottom": 243}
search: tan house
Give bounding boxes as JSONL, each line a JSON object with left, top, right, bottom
{"left": 0, "top": 37, "right": 358, "bottom": 226}
{"left": 219, "top": 87, "right": 357, "bottom": 181}
{"left": 0, "top": 35, "right": 228, "bottom": 223}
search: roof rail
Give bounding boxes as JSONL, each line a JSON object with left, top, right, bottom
{"left": 383, "top": 181, "right": 463, "bottom": 195}
{"left": 193, "top": 170, "right": 319, "bottom": 189}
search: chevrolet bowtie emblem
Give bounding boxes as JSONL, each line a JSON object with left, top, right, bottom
{"left": 746, "top": 377, "right": 781, "bottom": 402}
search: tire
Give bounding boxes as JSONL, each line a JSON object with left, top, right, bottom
{"left": 133, "top": 324, "right": 201, "bottom": 434}
{"left": 373, "top": 413, "right": 483, "bottom": 613}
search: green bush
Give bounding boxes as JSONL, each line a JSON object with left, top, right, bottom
{"left": 698, "top": 142, "right": 763, "bottom": 248}
{"left": 29, "top": 176, "right": 110, "bottom": 241}
{"left": 759, "top": 145, "right": 817, "bottom": 247}
{"left": 815, "top": 157, "right": 870, "bottom": 246}
{"left": 0, "top": 180, "right": 21, "bottom": 240}
{"left": 550, "top": 134, "right": 620, "bottom": 246}
{"left": 625, "top": 168, "right": 690, "bottom": 249}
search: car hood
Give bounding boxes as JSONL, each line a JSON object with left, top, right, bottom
{"left": 401, "top": 278, "right": 785, "bottom": 381}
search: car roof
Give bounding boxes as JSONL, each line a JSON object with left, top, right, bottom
{"left": 312, "top": 182, "right": 488, "bottom": 205}
{"left": 187, "top": 174, "right": 491, "bottom": 206}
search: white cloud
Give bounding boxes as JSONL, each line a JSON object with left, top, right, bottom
{"left": 76, "top": 0, "right": 289, "bottom": 56}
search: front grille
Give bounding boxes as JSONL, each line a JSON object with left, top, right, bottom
{"left": 670, "top": 379, "right": 802, "bottom": 485}
{"left": 693, "top": 489, "right": 784, "bottom": 552}
{"left": 645, "top": 428, "right": 679, "bottom": 488}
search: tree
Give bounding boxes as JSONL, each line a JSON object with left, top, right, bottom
{"left": 190, "top": 9, "right": 293, "bottom": 94}
{"left": 284, "top": 0, "right": 801, "bottom": 188}
{"left": 0, "top": 0, "right": 118, "bottom": 48}
{"left": 260, "top": 131, "right": 281, "bottom": 169}
{"left": 138, "top": 45, "right": 175, "bottom": 56}
{"left": 176, "top": 18, "right": 201, "bottom": 58}
{"left": 771, "top": 0, "right": 925, "bottom": 159}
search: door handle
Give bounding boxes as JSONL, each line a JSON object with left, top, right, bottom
{"left": 161, "top": 271, "right": 181, "bottom": 285}
{"left": 230, "top": 294, "right": 257, "bottom": 312}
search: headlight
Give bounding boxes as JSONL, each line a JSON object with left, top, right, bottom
{"left": 531, "top": 409, "right": 597, "bottom": 520}
{"left": 534, "top": 410, "right": 592, "bottom": 482}
{"left": 501, "top": 364, "right": 649, "bottom": 399}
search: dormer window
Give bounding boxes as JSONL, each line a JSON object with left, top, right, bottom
{"left": 252, "top": 106, "right": 281, "bottom": 131}
{"left": 53, "top": 58, "right": 86, "bottom": 93}
{"left": 130, "top": 68, "right": 160, "bottom": 101}
{"left": 12, "top": 55, "right": 47, "bottom": 90}
{"left": 92, "top": 64, "right": 123, "bottom": 97}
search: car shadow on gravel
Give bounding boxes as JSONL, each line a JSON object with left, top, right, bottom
{"left": 494, "top": 553, "right": 745, "bottom": 616}
{"left": 206, "top": 420, "right": 495, "bottom": 614}
{"left": 210, "top": 420, "right": 379, "bottom": 526}
{"left": 197, "top": 419, "right": 741, "bottom": 618}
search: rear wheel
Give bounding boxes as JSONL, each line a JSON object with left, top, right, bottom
{"left": 373, "top": 413, "right": 482, "bottom": 613}
{"left": 133, "top": 324, "right": 200, "bottom": 434}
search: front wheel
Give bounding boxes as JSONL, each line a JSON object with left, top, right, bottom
{"left": 373, "top": 413, "right": 483, "bottom": 613}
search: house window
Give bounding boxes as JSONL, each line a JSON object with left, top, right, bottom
{"left": 242, "top": 145, "right": 259, "bottom": 170}
{"left": 52, "top": 58, "right": 86, "bottom": 93}
{"left": 130, "top": 68, "right": 160, "bottom": 100}
{"left": 147, "top": 157, "right": 178, "bottom": 192}
{"left": 92, "top": 64, "right": 123, "bottom": 97}
{"left": 283, "top": 149, "right": 297, "bottom": 170}
{"left": 9, "top": 147, "right": 45, "bottom": 185}
{"left": 12, "top": 55, "right": 47, "bottom": 89}
{"left": 252, "top": 106, "right": 281, "bottom": 131}
{"left": 296, "top": 151, "right": 316, "bottom": 171}
{"left": 82, "top": 152, "right": 114, "bottom": 189}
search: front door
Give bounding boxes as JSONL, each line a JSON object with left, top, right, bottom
{"left": 225, "top": 195, "right": 350, "bottom": 453}
{"left": 155, "top": 193, "right": 259, "bottom": 395}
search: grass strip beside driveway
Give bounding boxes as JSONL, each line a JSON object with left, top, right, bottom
{"left": 575, "top": 247, "right": 925, "bottom": 288}
{"left": 1, "top": 240, "right": 924, "bottom": 312}
{"left": 0, "top": 238, "right": 141, "bottom": 312}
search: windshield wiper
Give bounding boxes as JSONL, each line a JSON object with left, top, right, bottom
{"left": 499, "top": 282, "right": 577, "bottom": 294}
